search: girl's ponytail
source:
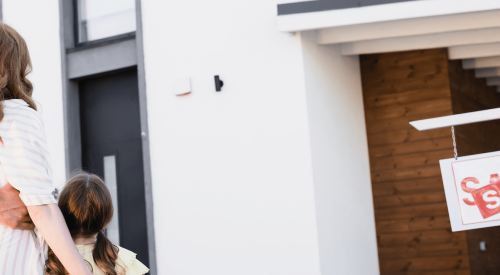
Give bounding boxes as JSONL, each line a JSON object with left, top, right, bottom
{"left": 93, "top": 231, "right": 119, "bottom": 275}
{"left": 45, "top": 247, "right": 66, "bottom": 275}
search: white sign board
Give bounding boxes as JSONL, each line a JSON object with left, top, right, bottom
{"left": 440, "top": 151, "right": 500, "bottom": 231}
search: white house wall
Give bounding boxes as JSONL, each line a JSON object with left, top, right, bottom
{"left": 300, "top": 30, "right": 379, "bottom": 275}
{"left": 141, "top": 0, "right": 322, "bottom": 274}
{"left": 1, "top": 0, "right": 380, "bottom": 273}
{"left": 141, "top": 0, "right": 377, "bottom": 274}
{"left": 2, "top": 0, "right": 67, "bottom": 188}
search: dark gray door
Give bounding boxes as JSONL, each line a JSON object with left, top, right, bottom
{"left": 79, "top": 68, "right": 149, "bottom": 266}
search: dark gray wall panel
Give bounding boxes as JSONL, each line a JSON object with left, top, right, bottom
{"left": 278, "top": 0, "right": 416, "bottom": 16}
{"left": 278, "top": 0, "right": 354, "bottom": 15}
{"left": 134, "top": 0, "right": 158, "bottom": 273}
{"left": 67, "top": 39, "right": 137, "bottom": 79}
{"left": 359, "top": 0, "right": 414, "bottom": 6}
{"left": 59, "top": 0, "right": 82, "bottom": 176}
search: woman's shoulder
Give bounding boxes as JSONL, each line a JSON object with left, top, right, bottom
{"left": 116, "top": 246, "right": 149, "bottom": 275}
{"left": 2, "top": 99, "right": 35, "bottom": 111}
{"left": 2, "top": 99, "right": 40, "bottom": 121}
{"left": 1, "top": 99, "right": 43, "bottom": 128}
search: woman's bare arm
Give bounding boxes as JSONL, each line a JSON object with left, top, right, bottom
{"left": 28, "top": 203, "right": 92, "bottom": 275}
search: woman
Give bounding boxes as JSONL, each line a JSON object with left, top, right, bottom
{"left": 0, "top": 23, "right": 92, "bottom": 274}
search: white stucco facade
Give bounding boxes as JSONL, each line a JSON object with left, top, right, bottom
{"left": 140, "top": 1, "right": 378, "bottom": 274}
{"left": 0, "top": 0, "right": 382, "bottom": 273}
{"left": 300, "top": 30, "right": 379, "bottom": 274}
{"left": 140, "top": 1, "right": 321, "bottom": 273}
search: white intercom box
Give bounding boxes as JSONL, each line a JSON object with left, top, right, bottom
{"left": 173, "top": 77, "right": 191, "bottom": 96}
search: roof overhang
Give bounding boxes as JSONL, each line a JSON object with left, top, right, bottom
{"left": 277, "top": 0, "right": 500, "bottom": 33}
{"left": 277, "top": 0, "right": 500, "bottom": 101}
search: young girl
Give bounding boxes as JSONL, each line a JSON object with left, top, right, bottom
{"left": 45, "top": 173, "right": 149, "bottom": 275}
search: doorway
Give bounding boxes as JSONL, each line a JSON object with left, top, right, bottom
{"left": 361, "top": 48, "right": 500, "bottom": 274}
{"left": 79, "top": 68, "right": 149, "bottom": 265}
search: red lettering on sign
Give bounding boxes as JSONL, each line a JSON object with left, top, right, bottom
{"left": 491, "top": 174, "right": 500, "bottom": 184}
{"left": 472, "top": 182, "right": 500, "bottom": 219}
{"left": 461, "top": 177, "right": 480, "bottom": 205}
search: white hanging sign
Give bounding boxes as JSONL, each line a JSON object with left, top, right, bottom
{"left": 441, "top": 151, "right": 500, "bottom": 231}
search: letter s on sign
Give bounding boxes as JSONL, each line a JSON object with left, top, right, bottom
{"left": 462, "top": 177, "right": 480, "bottom": 205}
{"left": 483, "top": 190, "right": 500, "bottom": 209}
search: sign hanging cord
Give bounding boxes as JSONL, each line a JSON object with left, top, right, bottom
{"left": 452, "top": 126, "right": 457, "bottom": 160}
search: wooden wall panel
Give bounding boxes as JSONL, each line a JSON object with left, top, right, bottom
{"left": 448, "top": 59, "right": 500, "bottom": 274}
{"left": 360, "top": 49, "right": 470, "bottom": 275}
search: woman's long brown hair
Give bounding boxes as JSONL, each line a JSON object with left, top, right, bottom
{"left": 0, "top": 22, "right": 37, "bottom": 121}
{"left": 45, "top": 173, "right": 120, "bottom": 275}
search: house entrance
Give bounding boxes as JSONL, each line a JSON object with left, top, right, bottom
{"left": 79, "top": 68, "right": 150, "bottom": 265}
{"left": 361, "top": 48, "right": 500, "bottom": 274}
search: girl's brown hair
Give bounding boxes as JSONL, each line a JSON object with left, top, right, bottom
{"left": 0, "top": 22, "right": 37, "bottom": 121}
{"left": 45, "top": 173, "right": 120, "bottom": 275}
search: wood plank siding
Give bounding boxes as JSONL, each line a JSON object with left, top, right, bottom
{"left": 360, "top": 49, "right": 471, "bottom": 275}
{"left": 448, "top": 59, "right": 500, "bottom": 274}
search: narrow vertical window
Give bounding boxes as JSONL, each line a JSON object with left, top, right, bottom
{"left": 104, "top": 155, "right": 120, "bottom": 245}
{"left": 77, "top": 0, "right": 136, "bottom": 43}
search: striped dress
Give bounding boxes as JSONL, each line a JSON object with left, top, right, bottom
{"left": 0, "top": 99, "right": 57, "bottom": 274}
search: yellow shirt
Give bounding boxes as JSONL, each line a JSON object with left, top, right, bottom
{"left": 76, "top": 244, "right": 149, "bottom": 275}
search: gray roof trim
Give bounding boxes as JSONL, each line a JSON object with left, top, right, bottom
{"left": 278, "top": 0, "right": 416, "bottom": 16}
{"left": 67, "top": 38, "right": 137, "bottom": 79}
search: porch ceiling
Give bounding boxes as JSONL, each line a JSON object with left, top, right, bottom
{"left": 277, "top": 0, "right": 500, "bottom": 92}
